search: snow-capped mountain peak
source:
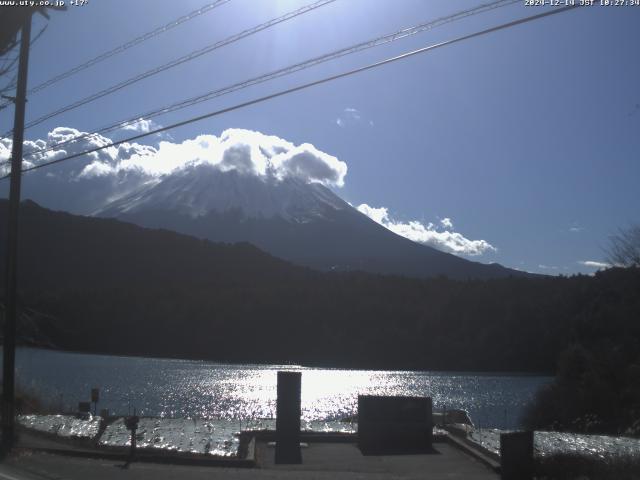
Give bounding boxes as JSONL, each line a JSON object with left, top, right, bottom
{"left": 95, "top": 163, "right": 526, "bottom": 280}
{"left": 97, "top": 163, "right": 348, "bottom": 222}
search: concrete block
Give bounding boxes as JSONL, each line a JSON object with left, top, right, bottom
{"left": 500, "top": 431, "right": 533, "bottom": 480}
{"left": 358, "top": 395, "right": 433, "bottom": 455}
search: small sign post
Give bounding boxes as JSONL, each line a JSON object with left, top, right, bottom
{"left": 124, "top": 408, "right": 140, "bottom": 465}
{"left": 91, "top": 388, "right": 99, "bottom": 416}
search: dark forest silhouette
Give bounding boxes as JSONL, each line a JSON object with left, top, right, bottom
{"left": 1, "top": 200, "right": 639, "bottom": 377}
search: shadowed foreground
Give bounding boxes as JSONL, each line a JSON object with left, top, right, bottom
{"left": 0, "top": 440, "right": 498, "bottom": 480}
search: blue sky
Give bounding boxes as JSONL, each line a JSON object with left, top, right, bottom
{"left": 1, "top": 0, "right": 638, "bottom": 274}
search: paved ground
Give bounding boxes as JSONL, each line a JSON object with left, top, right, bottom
{"left": 258, "top": 441, "right": 498, "bottom": 478}
{"left": 0, "top": 440, "right": 498, "bottom": 480}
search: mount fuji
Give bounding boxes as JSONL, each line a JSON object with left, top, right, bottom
{"left": 96, "top": 163, "right": 525, "bottom": 280}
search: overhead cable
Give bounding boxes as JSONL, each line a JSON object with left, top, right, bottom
{"left": 0, "top": 4, "right": 580, "bottom": 181}
{"left": 10, "top": 0, "right": 519, "bottom": 162}
{"left": 9, "top": 0, "right": 336, "bottom": 134}
{"left": 0, "top": 0, "right": 231, "bottom": 111}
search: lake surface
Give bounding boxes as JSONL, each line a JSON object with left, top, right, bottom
{"left": 12, "top": 347, "right": 550, "bottom": 429}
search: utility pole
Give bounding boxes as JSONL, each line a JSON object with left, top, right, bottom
{"left": 2, "top": 11, "right": 32, "bottom": 451}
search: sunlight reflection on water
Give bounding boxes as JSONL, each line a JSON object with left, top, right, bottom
{"left": 13, "top": 348, "right": 550, "bottom": 429}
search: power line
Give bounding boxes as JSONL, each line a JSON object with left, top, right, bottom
{"left": 0, "top": 0, "right": 230, "bottom": 111}
{"left": 0, "top": 55, "right": 19, "bottom": 77}
{"left": 0, "top": 24, "right": 47, "bottom": 78}
{"left": 0, "top": 4, "right": 580, "bottom": 181}
{"left": 0, "top": 25, "right": 46, "bottom": 97}
{"left": 8, "top": 0, "right": 336, "bottom": 134}
{"left": 7, "top": 0, "right": 519, "bottom": 164}
{"left": 14, "top": 0, "right": 518, "bottom": 160}
{"left": 28, "top": 0, "right": 230, "bottom": 95}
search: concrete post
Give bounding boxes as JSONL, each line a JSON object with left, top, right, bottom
{"left": 500, "top": 431, "right": 534, "bottom": 480}
{"left": 275, "top": 371, "right": 302, "bottom": 464}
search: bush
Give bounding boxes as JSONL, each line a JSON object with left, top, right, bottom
{"left": 523, "top": 342, "right": 640, "bottom": 436}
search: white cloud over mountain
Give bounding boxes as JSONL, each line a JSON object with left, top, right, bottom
{"left": 2, "top": 123, "right": 495, "bottom": 257}
{"left": 579, "top": 260, "right": 611, "bottom": 269}
{"left": 440, "top": 217, "right": 453, "bottom": 229}
{"left": 356, "top": 204, "right": 496, "bottom": 256}
{"left": 1, "top": 127, "right": 347, "bottom": 188}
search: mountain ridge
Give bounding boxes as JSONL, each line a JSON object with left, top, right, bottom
{"left": 95, "top": 164, "right": 529, "bottom": 280}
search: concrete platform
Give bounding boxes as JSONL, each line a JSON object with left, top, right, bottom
{"left": 1, "top": 442, "right": 498, "bottom": 479}
{"left": 1, "top": 430, "right": 499, "bottom": 480}
{"left": 257, "top": 440, "right": 498, "bottom": 479}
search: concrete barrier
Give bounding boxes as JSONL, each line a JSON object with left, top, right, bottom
{"left": 358, "top": 395, "right": 433, "bottom": 455}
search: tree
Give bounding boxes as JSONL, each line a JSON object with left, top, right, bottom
{"left": 606, "top": 225, "right": 640, "bottom": 268}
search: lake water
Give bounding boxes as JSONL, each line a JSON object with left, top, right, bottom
{"left": 13, "top": 347, "right": 550, "bottom": 430}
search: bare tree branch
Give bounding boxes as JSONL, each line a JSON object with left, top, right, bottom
{"left": 605, "top": 225, "right": 640, "bottom": 268}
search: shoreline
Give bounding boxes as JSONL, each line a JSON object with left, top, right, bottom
{"left": 10, "top": 345, "right": 554, "bottom": 377}
{"left": 14, "top": 413, "right": 640, "bottom": 478}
